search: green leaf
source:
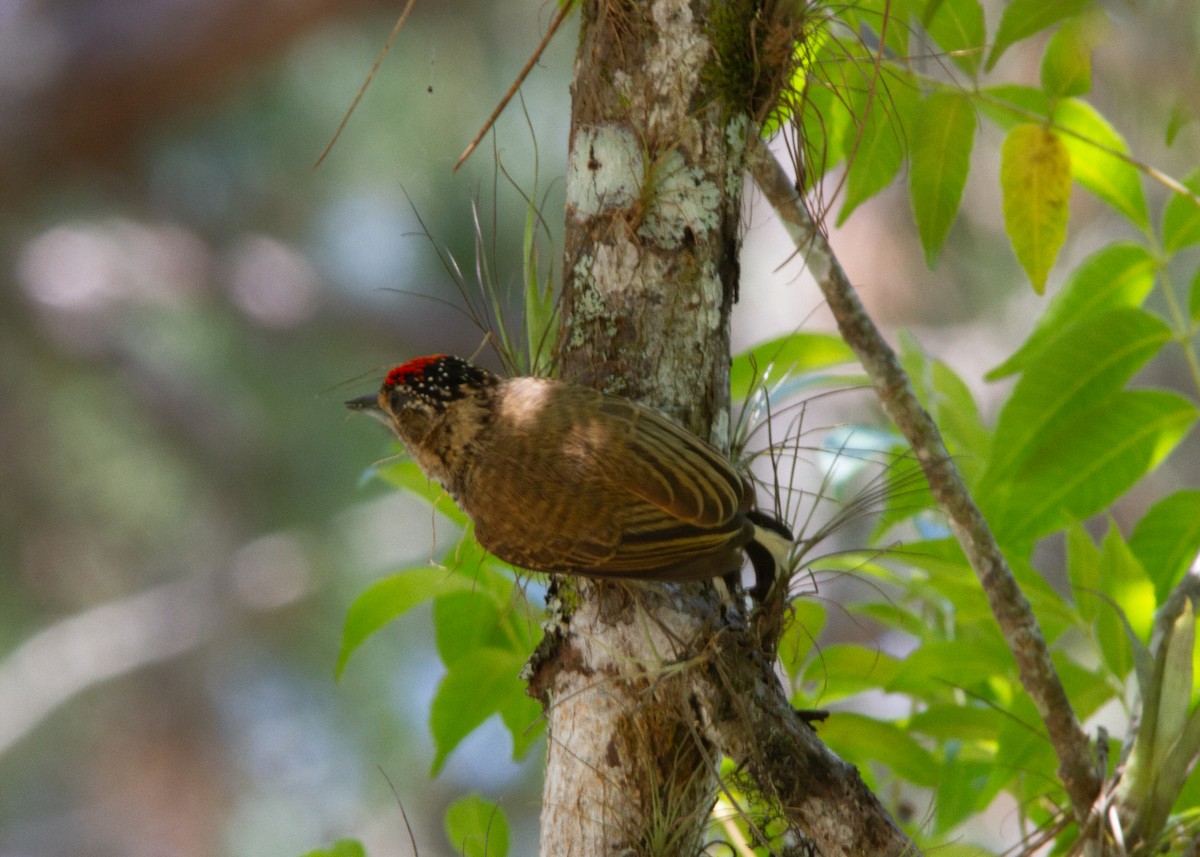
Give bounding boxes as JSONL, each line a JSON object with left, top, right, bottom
{"left": 499, "top": 690, "right": 544, "bottom": 761}
{"left": 1116, "top": 601, "right": 1198, "bottom": 826}
{"left": 888, "top": 638, "right": 1015, "bottom": 699}
{"left": 982, "top": 307, "right": 1172, "bottom": 489}
{"left": 898, "top": 333, "right": 989, "bottom": 481}
{"left": 921, "top": 0, "right": 986, "bottom": 77}
{"left": 1177, "top": 753, "right": 1200, "bottom": 823}
{"left": 929, "top": 358, "right": 988, "bottom": 466}
{"left": 816, "top": 713, "right": 940, "bottom": 787}
{"left": 731, "top": 332, "right": 856, "bottom": 401}
{"left": 1129, "top": 490, "right": 1200, "bottom": 603}
{"left": 1054, "top": 98, "right": 1149, "bottom": 229}
{"left": 1153, "top": 603, "right": 1195, "bottom": 774}
{"left": 1094, "top": 525, "right": 1155, "bottom": 679}
{"left": 1055, "top": 649, "right": 1125, "bottom": 718}
{"left": 794, "top": 68, "right": 852, "bottom": 187}
{"left": 910, "top": 91, "right": 976, "bottom": 265}
{"left": 1151, "top": 614, "right": 1200, "bottom": 827}
{"left": 1161, "top": 170, "right": 1200, "bottom": 252}
{"left": 979, "top": 85, "right": 1050, "bottom": 131}
{"left": 1010, "top": 555, "right": 1079, "bottom": 641}
{"left": 434, "top": 592, "right": 504, "bottom": 667}
{"left": 777, "top": 600, "right": 827, "bottom": 681}
{"left": 908, "top": 703, "right": 1008, "bottom": 743}
{"left": 299, "top": 840, "right": 367, "bottom": 857}
{"left": 1040, "top": 12, "right": 1108, "bottom": 99}
{"left": 376, "top": 459, "right": 470, "bottom": 526}
{"left": 987, "top": 242, "right": 1158, "bottom": 379}
{"left": 444, "top": 795, "right": 509, "bottom": 857}
{"left": 1099, "top": 525, "right": 1154, "bottom": 646}
{"left": 1066, "top": 522, "right": 1103, "bottom": 621}
{"left": 991, "top": 391, "right": 1198, "bottom": 545}
{"left": 430, "top": 647, "right": 527, "bottom": 774}
{"left": 338, "top": 569, "right": 480, "bottom": 677}
{"left": 798, "top": 644, "right": 903, "bottom": 703}
{"left": 895, "top": 539, "right": 996, "bottom": 627}
{"left": 838, "top": 74, "right": 917, "bottom": 223}
{"left": 988, "top": 0, "right": 1094, "bottom": 71}
{"left": 1167, "top": 99, "right": 1197, "bottom": 146}
{"left": 989, "top": 694, "right": 1060, "bottom": 803}
{"left": 432, "top": 581, "right": 540, "bottom": 761}
{"left": 1000, "top": 124, "right": 1072, "bottom": 292}
{"left": 522, "top": 195, "right": 558, "bottom": 375}
{"left": 851, "top": 601, "right": 931, "bottom": 643}
{"left": 931, "top": 756, "right": 1000, "bottom": 833}
{"left": 843, "top": 0, "right": 913, "bottom": 59}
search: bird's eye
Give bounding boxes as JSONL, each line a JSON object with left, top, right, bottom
{"left": 388, "top": 387, "right": 413, "bottom": 409}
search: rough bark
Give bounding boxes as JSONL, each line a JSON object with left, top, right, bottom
{"left": 556, "top": 0, "right": 741, "bottom": 433}
{"left": 528, "top": 2, "right": 918, "bottom": 854}
{"left": 533, "top": 2, "right": 741, "bottom": 853}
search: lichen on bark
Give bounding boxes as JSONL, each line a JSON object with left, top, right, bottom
{"left": 533, "top": 2, "right": 919, "bottom": 855}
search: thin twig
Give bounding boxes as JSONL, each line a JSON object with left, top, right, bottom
{"left": 453, "top": 0, "right": 574, "bottom": 172}
{"left": 378, "top": 767, "right": 421, "bottom": 856}
{"left": 313, "top": 0, "right": 419, "bottom": 169}
{"left": 746, "top": 138, "right": 1103, "bottom": 822}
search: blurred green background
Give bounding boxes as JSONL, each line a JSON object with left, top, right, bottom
{"left": 0, "top": 1, "right": 574, "bottom": 854}
{"left": 1, "top": 1, "right": 1196, "bottom": 855}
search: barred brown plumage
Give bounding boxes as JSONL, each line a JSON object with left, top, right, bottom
{"left": 347, "top": 354, "right": 791, "bottom": 585}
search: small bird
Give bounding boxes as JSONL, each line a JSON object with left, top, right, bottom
{"left": 346, "top": 355, "right": 791, "bottom": 586}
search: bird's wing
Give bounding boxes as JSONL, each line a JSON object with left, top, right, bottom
{"left": 468, "top": 381, "right": 751, "bottom": 578}
{"left": 548, "top": 394, "right": 752, "bottom": 575}
{"left": 476, "top": 499, "right": 747, "bottom": 578}
{"left": 470, "top": 422, "right": 748, "bottom": 576}
{"left": 466, "top": 475, "right": 614, "bottom": 572}
{"left": 601, "top": 397, "right": 751, "bottom": 528}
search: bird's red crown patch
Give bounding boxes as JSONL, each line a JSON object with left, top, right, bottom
{"left": 384, "top": 355, "right": 449, "bottom": 388}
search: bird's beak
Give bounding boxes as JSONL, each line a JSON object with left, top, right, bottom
{"left": 345, "top": 395, "right": 394, "bottom": 429}
{"left": 345, "top": 394, "right": 380, "bottom": 412}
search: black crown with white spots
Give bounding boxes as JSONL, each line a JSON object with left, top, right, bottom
{"left": 382, "top": 354, "right": 494, "bottom": 406}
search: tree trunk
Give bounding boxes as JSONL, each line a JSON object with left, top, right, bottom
{"left": 526, "top": 1, "right": 917, "bottom": 855}
{"left": 531, "top": 1, "right": 741, "bottom": 854}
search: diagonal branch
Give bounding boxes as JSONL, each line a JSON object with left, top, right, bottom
{"left": 746, "top": 139, "right": 1103, "bottom": 822}
{"left": 702, "top": 635, "right": 919, "bottom": 856}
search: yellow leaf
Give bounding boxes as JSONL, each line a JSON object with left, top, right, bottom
{"left": 1000, "top": 124, "right": 1072, "bottom": 293}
